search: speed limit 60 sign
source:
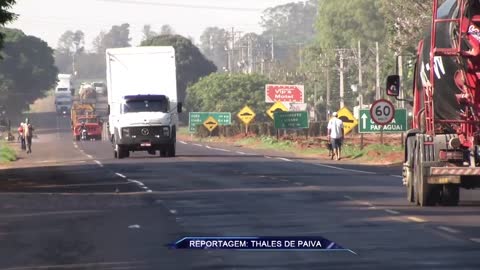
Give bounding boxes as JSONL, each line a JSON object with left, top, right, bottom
{"left": 370, "top": 99, "right": 395, "bottom": 125}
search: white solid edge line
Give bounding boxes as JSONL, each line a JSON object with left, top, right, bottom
{"left": 385, "top": 209, "right": 400, "bottom": 215}
{"left": 94, "top": 160, "right": 104, "bottom": 167}
{"left": 265, "top": 156, "right": 273, "bottom": 159}
{"left": 115, "top": 173, "right": 127, "bottom": 179}
{"left": 193, "top": 144, "right": 203, "bottom": 147}
{"left": 205, "top": 145, "right": 212, "bottom": 149}
{"left": 390, "top": 175, "right": 403, "bottom": 179}
{"left": 276, "top": 157, "right": 293, "bottom": 162}
{"left": 343, "top": 195, "right": 354, "bottom": 200}
{"left": 438, "top": 226, "right": 459, "bottom": 234}
{"left": 407, "top": 216, "right": 426, "bottom": 223}
{"left": 179, "top": 141, "right": 187, "bottom": 145}
{"left": 236, "top": 151, "right": 246, "bottom": 155}
{"left": 86, "top": 154, "right": 93, "bottom": 159}
{"left": 315, "top": 163, "right": 377, "bottom": 175}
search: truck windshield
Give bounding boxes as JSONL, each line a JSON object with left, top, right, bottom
{"left": 123, "top": 100, "right": 169, "bottom": 113}
{"left": 56, "top": 101, "right": 71, "bottom": 105}
{"left": 57, "top": 88, "right": 68, "bottom": 92}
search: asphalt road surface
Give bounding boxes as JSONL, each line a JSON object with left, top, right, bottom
{"left": 1, "top": 110, "right": 480, "bottom": 270}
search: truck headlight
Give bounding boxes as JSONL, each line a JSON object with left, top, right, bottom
{"left": 163, "top": 127, "right": 170, "bottom": 136}
{"left": 122, "top": 128, "right": 130, "bottom": 137}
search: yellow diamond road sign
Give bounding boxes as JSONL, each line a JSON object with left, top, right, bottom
{"left": 336, "top": 107, "right": 358, "bottom": 135}
{"left": 267, "top": 101, "right": 288, "bottom": 119}
{"left": 237, "top": 106, "right": 256, "bottom": 125}
{"left": 203, "top": 116, "right": 218, "bottom": 132}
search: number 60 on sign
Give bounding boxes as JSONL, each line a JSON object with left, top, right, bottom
{"left": 370, "top": 99, "right": 395, "bottom": 125}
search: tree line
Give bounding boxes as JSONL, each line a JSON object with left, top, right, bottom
{"left": 0, "top": 0, "right": 437, "bottom": 120}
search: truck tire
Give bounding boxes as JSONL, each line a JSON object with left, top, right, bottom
{"left": 441, "top": 184, "right": 460, "bottom": 206}
{"left": 167, "top": 143, "right": 176, "bottom": 157}
{"left": 115, "top": 144, "right": 127, "bottom": 159}
{"left": 160, "top": 148, "right": 167, "bottom": 157}
{"left": 75, "top": 135, "right": 80, "bottom": 141}
{"left": 414, "top": 135, "right": 440, "bottom": 206}
{"left": 406, "top": 136, "right": 416, "bottom": 203}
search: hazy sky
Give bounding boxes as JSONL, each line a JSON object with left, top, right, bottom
{"left": 8, "top": 0, "right": 299, "bottom": 50}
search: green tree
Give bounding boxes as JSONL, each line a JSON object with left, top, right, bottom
{"left": 199, "top": 27, "right": 229, "bottom": 71}
{"left": 141, "top": 24, "right": 157, "bottom": 42}
{"left": 94, "top": 23, "right": 131, "bottom": 54}
{"left": 186, "top": 73, "right": 270, "bottom": 121}
{"left": 0, "top": 28, "right": 58, "bottom": 114}
{"left": 260, "top": 0, "right": 317, "bottom": 70}
{"left": 0, "top": 0, "right": 16, "bottom": 51}
{"left": 378, "top": 0, "right": 436, "bottom": 54}
{"left": 160, "top": 24, "right": 175, "bottom": 35}
{"left": 141, "top": 34, "right": 217, "bottom": 105}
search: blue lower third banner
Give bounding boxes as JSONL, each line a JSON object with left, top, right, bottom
{"left": 168, "top": 237, "right": 354, "bottom": 253}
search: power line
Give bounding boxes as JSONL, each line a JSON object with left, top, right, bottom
{"left": 95, "top": 0, "right": 263, "bottom": 12}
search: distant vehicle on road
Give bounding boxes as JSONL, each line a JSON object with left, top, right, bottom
{"left": 93, "top": 82, "right": 107, "bottom": 95}
{"left": 79, "top": 83, "right": 97, "bottom": 103}
{"left": 55, "top": 74, "right": 73, "bottom": 97}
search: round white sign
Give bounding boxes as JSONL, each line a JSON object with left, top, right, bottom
{"left": 370, "top": 99, "right": 395, "bottom": 125}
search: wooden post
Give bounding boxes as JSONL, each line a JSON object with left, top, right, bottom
{"left": 401, "top": 132, "right": 404, "bottom": 149}
{"left": 276, "top": 129, "right": 279, "bottom": 140}
{"left": 360, "top": 133, "right": 364, "bottom": 150}
{"left": 380, "top": 126, "right": 384, "bottom": 145}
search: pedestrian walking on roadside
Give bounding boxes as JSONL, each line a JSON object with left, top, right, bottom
{"left": 23, "top": 118, "right": 34, "bottom": 154}
{"left": 18, "top": 122, "right": 26, "bottom": 151}
{"left": 327, "top": 112, "right": 344, "bottom": 161}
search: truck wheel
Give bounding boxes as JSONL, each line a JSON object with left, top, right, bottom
{"left": 166, "top": 143, "right": 176, "bottom": 157}
{"left": 414, "top": 136, "right": 440, "bottom": 206}
{"left": 160, "top": 148, "right": 167, "bottom": 157}
{"left": 75, "top": 135, "right": 80, "bottom": 141}
{"left": 116, "top": 144, "right": 126, "bottom": 159}
{"left": 406, "top": 137, "right": 415, "bottom": 203}
{"left": 441, "top": 184, "right": 460, "bottom": 206}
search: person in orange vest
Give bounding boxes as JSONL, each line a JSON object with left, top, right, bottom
{"left": 17, "top": 122, "right": 26, "bottom": 151}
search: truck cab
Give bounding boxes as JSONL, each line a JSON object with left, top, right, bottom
{"left": 110, "top": 94, "right": 181, "bottom": 158}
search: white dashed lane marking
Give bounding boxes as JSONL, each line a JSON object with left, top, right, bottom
{"left": 408, "top": 216, "right": 426, "bottom": 223}
{"left": 438, "top": 226, "right": 459, "bottom": 234}
{"left": 385, "top": 209, "right": 400, "bottom": 215}
{"left": 115, "top": 173, "right": 127, "bottom": 179}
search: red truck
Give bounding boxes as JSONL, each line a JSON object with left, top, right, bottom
{"left": 73, "top": 115, "right": 103, "bottom": 141}
{"left": 387, "top": 0, "right": 480, "bottom": 206}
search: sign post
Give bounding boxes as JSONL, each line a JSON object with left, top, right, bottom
{"left": 237, "top": 106, "right": 256, "bottom": 135}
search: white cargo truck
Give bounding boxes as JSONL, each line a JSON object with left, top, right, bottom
{"left": 55, "top": 74, "right": 73, "bottom": 97}
{"left": 106, "top": 46, "right": 182, "bottom": 159}
{"left": 54, "top": 74, "right": 73, "bottom": 115}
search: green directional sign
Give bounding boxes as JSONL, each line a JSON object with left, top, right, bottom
{"left": 359, "top": 108, "right": 408, "bottom": 133}
{"left": 274, "top": 111, "right": 309, "bottom": 129}
{"left": 189, "top": 112, "right": 231, "bottom": 133}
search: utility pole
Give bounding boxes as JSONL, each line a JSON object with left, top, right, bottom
{"left": 326, "top": 57, "right": 330, "bottom": 120}
{"left": 358, "top": 40, "right": 363, "bottom": 108}
{"left": 376, "top": 41, "right": 380, "bottom": 100}
{"left": 271, "top": 35, "right": 275, "bottom": 62}
{"left": 339, "top": 52, "right": 345, "bottom": 108}
{"left": 398, "top": 55, "right": 404, "bottom": 108}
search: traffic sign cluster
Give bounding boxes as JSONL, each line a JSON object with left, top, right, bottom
{"left": 188, "top": 85, "right": 407, "bottom": 135}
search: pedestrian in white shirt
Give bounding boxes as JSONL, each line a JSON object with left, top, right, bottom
{"left": 327, "top": 112, "right": 344, "bottom": 160}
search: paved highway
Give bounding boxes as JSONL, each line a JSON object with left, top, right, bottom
{"left": 1, "top": 110, "right": 480, "bottom": 269}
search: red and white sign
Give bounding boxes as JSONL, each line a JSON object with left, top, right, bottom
{"left": 370, "top": 99, "right": 395, "bottom": 125}
{"left": 265, "top": 84, "right": 304, "bottom": 103}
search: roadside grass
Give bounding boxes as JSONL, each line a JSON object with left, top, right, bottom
{"left": 0, "top": 143, "right": 17, "bottom": 163}
{"left": 178, "top": 126, "right": 190, "bottom": 136}
{"left": 189, "top": 134, "right": 404, "bottom": 163}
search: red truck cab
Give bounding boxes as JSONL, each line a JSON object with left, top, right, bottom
{"left": 73, "top": 116, "right": 103, "bottom": 141}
